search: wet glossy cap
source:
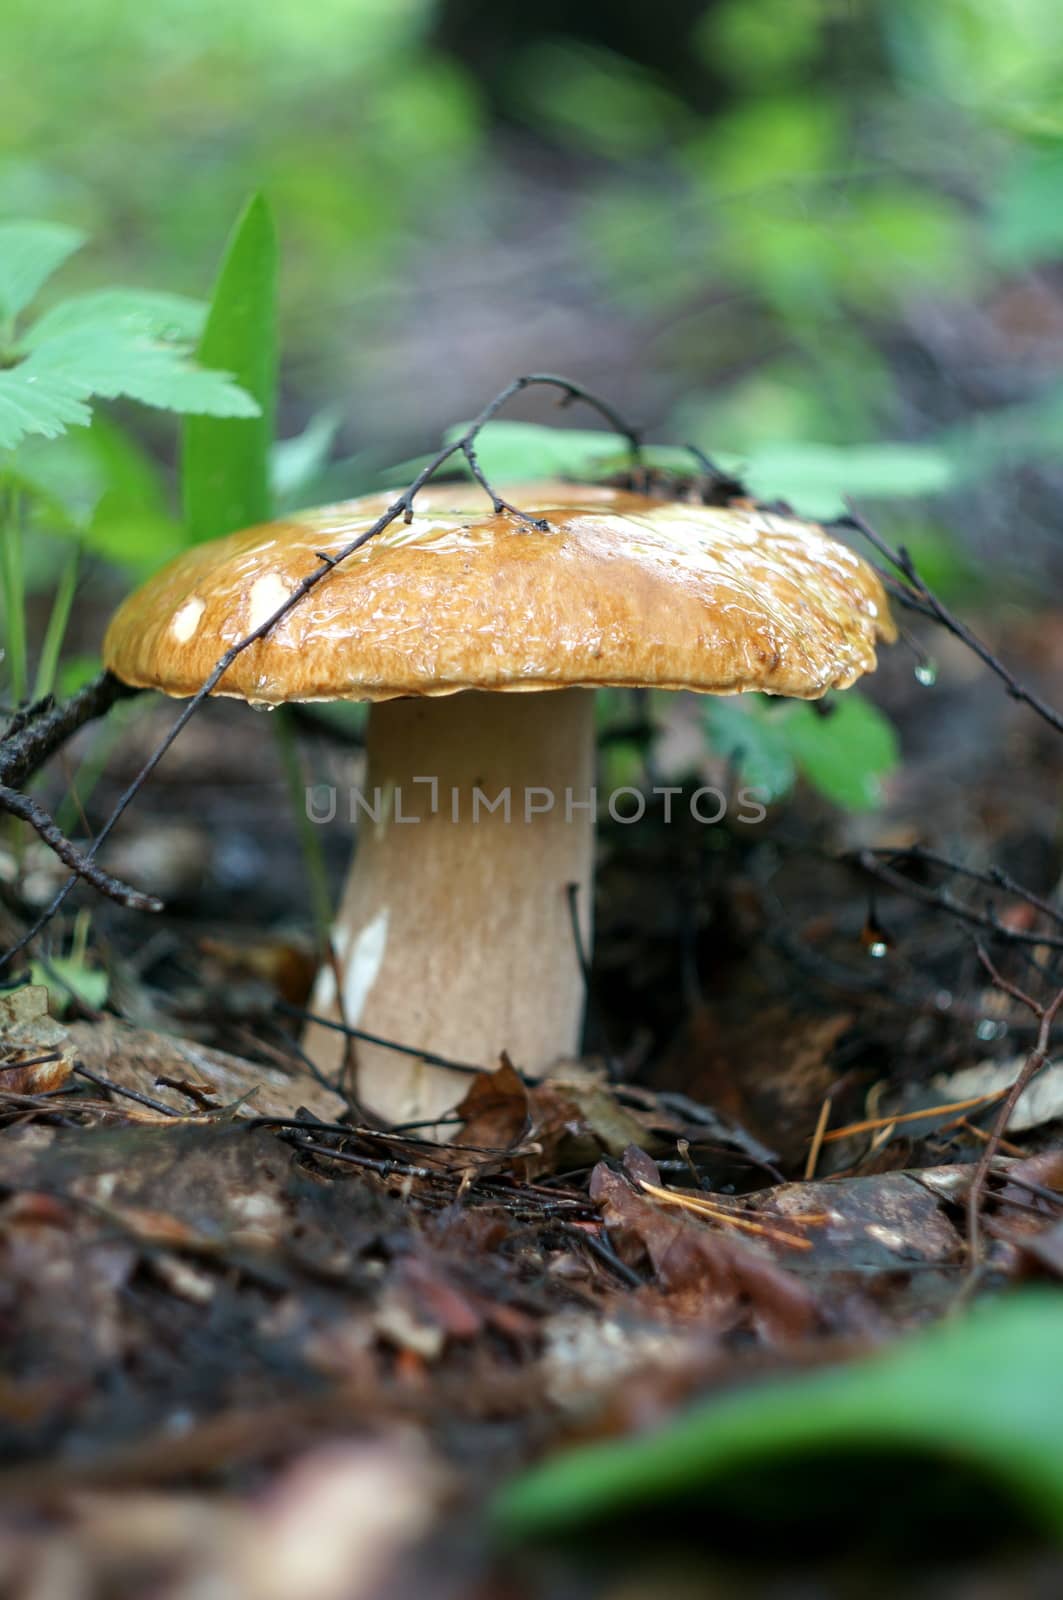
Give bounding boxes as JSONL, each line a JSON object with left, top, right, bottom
{"left": 103, "top": 482, "right": 896, "bottom": 704}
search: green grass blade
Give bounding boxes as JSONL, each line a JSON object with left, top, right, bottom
{"left": 0, "top": 501, "right": 28, "bottom": 705}
{"left": 33, "top": 543, "right": 80, "bottom": 700}
{"left": 181, "top": 194, "right": 278, "bottom": 543}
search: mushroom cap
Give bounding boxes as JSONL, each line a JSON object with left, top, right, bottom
{"left": 103, "top": 482, "right": 896, "bottom": 704}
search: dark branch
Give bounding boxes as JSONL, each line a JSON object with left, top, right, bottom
{"left": 0, "top": 785, "right": 161, "bottom": 913}
{"left": 0, "top": 672, "right": 140, "bottom": 790}
{"left": 1, "top": 694, "right": 56, "bottom": 740}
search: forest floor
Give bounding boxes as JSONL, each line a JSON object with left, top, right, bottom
{"left": 2, "top": 603, "right": 1063, "bottom": 1597}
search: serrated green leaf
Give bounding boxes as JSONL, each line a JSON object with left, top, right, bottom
{"left": 782, "top": 692, "right": 899, "bottom": 811}
{"left": 0, "top": 366, "right": 92, "bottom": 450}
{"left": 0, "top": 330, "right": 257, "bottom": 453}
{"left": 702, "top": 697, "right": 797, "bottom": 803}
{"left": 25, "top": 328, "right": 260, "bottom": 417}
{"left": 493, "top": 1293, "right": 1063, "bottom": 1540}
{"left": 19, "top": 289, "right": 207, "bottom": 351}
{"left": 0, "top": 222, "right": 84, "bottom": 324}
{"left": 182, "top": 194, "right": 278, "bottom": 543}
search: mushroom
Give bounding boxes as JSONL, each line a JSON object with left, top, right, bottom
{"left": 103, "top": 481, "right": 895, "bottom": 1127}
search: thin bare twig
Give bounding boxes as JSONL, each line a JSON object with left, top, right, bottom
{"left": 274, "top": 1001, "right": 487, "bottom": 1076}
{"left": 857, "top": 844, "right": 1063, "bottom": 930}
{"left": 804, "top": 1094, "right": 832, "bottom": 1179}
{"left": 683, "top": 443, "right": 751, "bottom": 504}
{"left": 0, "top": 1050, "right": 62, "bottom": 1073}
{"left": 72, "top": 1062, "right": 183, "bottom": 1117}
{"left": 849, "top": 849, "right": 1063, "bottom": 951}
{"left": 841, "top": 502, "right": 1063, "bottom": 737}
{"left": 966, "top": 945, "right": 1063, "bottom": 1268}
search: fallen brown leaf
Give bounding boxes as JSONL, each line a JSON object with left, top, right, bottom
{"left": 0, "top": 986, "right": 75, "bottom": 1096}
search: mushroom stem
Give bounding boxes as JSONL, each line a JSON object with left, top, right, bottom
{"left": 302, "top": 689, "right": 596, "bottom": 1126}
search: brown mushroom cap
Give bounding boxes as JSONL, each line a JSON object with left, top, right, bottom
{"left": 103, "top": 482, "right": 896, "bottom": 704}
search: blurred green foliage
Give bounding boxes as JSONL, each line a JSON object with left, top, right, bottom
{"left": 2, "top": 0, "right": 1061, "bottom": 793}
{"left": 423, "top": 421, "right": 956, "bottom": 521}
{"left": 0, "top": 0, "right": 478, "bottom": 388}
{"left": 2, "top": 0, "right": 1061, "bottom": 466}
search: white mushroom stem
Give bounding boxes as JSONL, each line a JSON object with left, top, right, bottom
{"left": 302, "top": 689, "right": 596, "bottom": 1127}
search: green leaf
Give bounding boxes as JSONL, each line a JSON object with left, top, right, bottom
{"left": 493, "top": 1293, "right": 1063, "bottom": 1541}
{"left": 782, "top": 692, "right": 899, "bottom": 811}
{"left": 742, "top": 441, "right": 956, "bottom": 519}
{"left": 19, "top": 289, "right": 207, "bottom": 350}
{"left": 701, "top": 693, "right": 898, "bottom": 812}
{"left": 0, "top": 333, "right": 257, "bottom": 453}
{"left": 0, "top": 222, "right": 84, "bottom": 324}
{"left": 702, "top": 697, "right": 797, "bottom": 803}
{"left": 182, "top": 194, "right": 278, "bottom": 543}
{"left": 0, "top": 365, "right": 93, "bottom": 451}
{"left": 25, "top": 328, "right": 259, "bottom": 417}
{"left": 30, "top": 954, "right": 109, "bottom": 1016}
